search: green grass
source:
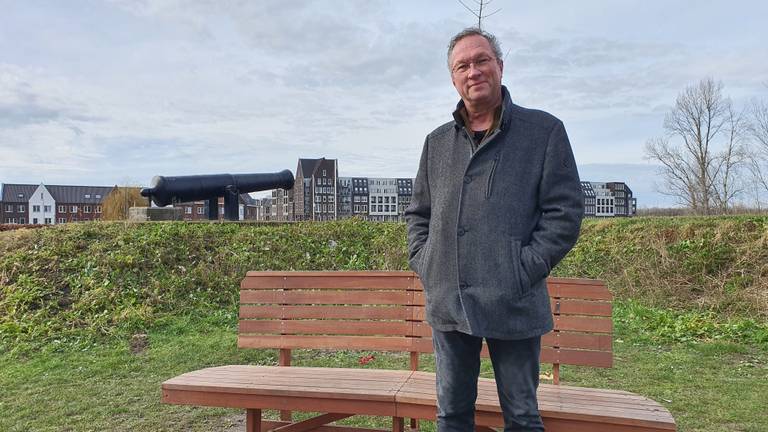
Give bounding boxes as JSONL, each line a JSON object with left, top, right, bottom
{"left": 1, "top": 217, "right": 767, "bottom": 430}
{"left": 1, "top": 307, "right": 766, "bottom": 432}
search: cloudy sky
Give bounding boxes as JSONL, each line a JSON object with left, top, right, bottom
{"left": 1, "top": 1, "right": 767, "bottom": 207}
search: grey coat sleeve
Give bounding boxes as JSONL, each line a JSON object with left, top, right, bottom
{"left": 404, "top": 136, "right": 431, "bottom": 275}
{"left": 520, "top": 120, "right": 584, "bottom": 282}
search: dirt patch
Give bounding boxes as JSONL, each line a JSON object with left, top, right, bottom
{"left": 129, "top": 333, "right": 149, "bottom": 354}
{"left": 221, "top": 413, "right": 246, "bottom": 432}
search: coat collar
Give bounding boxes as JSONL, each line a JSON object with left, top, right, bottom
{"left": 452, "top": 85, "right": 514, "bottom": 132}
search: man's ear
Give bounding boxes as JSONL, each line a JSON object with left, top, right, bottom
{"left": 498, "top": 59, "right": 504, "bottom": 76}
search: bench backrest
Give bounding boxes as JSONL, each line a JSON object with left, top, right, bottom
{"left": 239, "top": 271, "right": 612, "bottom": 384}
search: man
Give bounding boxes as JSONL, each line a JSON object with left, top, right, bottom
{"left": 404, "top": 28, "right": 584, "bottom": 432}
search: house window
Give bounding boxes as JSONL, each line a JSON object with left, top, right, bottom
{"left": 323, "top": 170, "right": 326, "bottom": 176}
{"left": 58, "top": 218, "right": 66, "bottom": 224}
{"left": 71, "top": 206, "right": 78, "bottom": 213}
{"left": 85, "top": 194, "right": 91, "bottom": 199}
{"left": 5, "top": 205, "right": 11, "bottom": 212}
{"left": 19, "top": 217, "right": 25, "bottom": 224}
{"left": 17, "top": 193, "right": 23, "bottom": 199}
{"left": 84, "top": 206, "right": 92, "bottom": 213}
{"left": 18, "top": 205, "right": 25, "bottom": 212}
{"left": 59, "top": 205, "right": 65, "bottom": 213}
{"left": 44, "top": 218, "right": 52, "bottom": 225}
{"left": 185, "top": 207, "right": 192, "bottom": 214}
{"left": 95, "top": 194, "right": 101, "bottom": 199}
{"left": 95, "top": 206, "right": 102, "bottom": 214}
{"left": 44, "top": 205, "right": 51, "bottom": 212}
{"left": 33, "top": 218, "right": 38, "bottom": 224}
{"left": 197, "top": 207, "right": 204, "bottom": 215}
{"left": 32, "top": 205, "right": 41, "bottom": 212}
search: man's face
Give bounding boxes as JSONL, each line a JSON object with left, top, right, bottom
{"left": 449, "top": 35, "right": 503, "bottom": 106}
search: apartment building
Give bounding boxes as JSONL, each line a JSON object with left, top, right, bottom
{"left": 1, "top": 183, "right": 114, "bottom": 224}
{"left": 367, "top": 177, "right": 400, "bottom": 222}
{"left": 350, "top": 177, "right": 370, "bottom": 218}
{"left": 270, "top": 188, "right": 291, "bottom": 221}
{"left": 292, "top": 157, "right": 338, "bottom": 221}
{"left": 396, "top": 178, "right": 414, "bottom": 220}
{"left": 581, "top": 182, "right": 636, "bottom": 217}
{"left": 1, "top": 184, "right": 37, "bottom": 224}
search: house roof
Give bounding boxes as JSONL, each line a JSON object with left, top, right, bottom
{"left": 298, "top": 158, "right": 321, "bottom": 179}
{"left": 0, "top": 184, "right": 38, "bottom": 202}
{"left": 239, "top": 193, "right": 258, "bottom": 206}
{"left": 46, "top": 185, "right": 116, "bottom": 204}
{"left": 0, "top": 183, "right": 115, "bottom": 204}
{"left": 297, "top": 157, "right": 337, "bottom": 179}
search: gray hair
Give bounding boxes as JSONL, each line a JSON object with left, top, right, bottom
{"left": 447, "top": 27, "right": 503, "bottom": 69}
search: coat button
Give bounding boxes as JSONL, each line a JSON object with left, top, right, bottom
{"left": 463, "top": 175, "right": 472, "bottom": 184}
{"left": 458, "top": 227, "right": 466, "bottom": 236}
{"left": 459, "top": 283, "right": 467, "bottom": 289}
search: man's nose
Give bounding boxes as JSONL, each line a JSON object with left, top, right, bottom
{"left": 467, "top": 64, "right": 483, "bottom": 78}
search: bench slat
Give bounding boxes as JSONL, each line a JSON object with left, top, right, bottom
{"left": 239, "top": 301, "right": 609, "bottom": 320}
{"left": 238, "top": 335, "right": 415, "bottom": 352}
{"left": 240, "top": 290, "right": 425, "bottom": 306}
{"left": 240, "top": 305, "right": 415, "bottom": 320}
{"left": 551, "top": 299, "right": 611, "bottom": 317}
{"left": 239, "top": 320, "right": 413, "bottom": 337}
{"left": 243, "top": 274, "right": 415, "bottom": 290}
{"left": 547, "top": 282, "right": 612, "bottom": 300}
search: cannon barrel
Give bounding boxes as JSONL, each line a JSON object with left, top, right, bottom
{"left": 141, "top": 170, "right": 294, "bottom": 207}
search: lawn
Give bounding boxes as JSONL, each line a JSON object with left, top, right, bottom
{"left": 1, "top": 310, "right": 766, "bottom": 432}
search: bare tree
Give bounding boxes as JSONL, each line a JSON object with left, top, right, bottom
{"left": 748, "top": 98, "right": 768, "bottom": 199}
{"left": 711, "top": 103, "right": 749, "bottom": 213}
{"left": 645, "top": 78, "right": 743, "bottom": 214}
{"left": 457, "top": 0, "right": 501, "bottom": 29}
{"left": 645, "top": 137, "right": 700, "bottom": 209}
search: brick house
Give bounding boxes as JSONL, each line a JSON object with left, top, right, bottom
{"left": 1, "top": 183, "right": 114, "bottom": 224}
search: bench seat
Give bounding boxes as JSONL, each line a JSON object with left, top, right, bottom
{"left": 163, "top": 365, "right": 676, "bottom": 431}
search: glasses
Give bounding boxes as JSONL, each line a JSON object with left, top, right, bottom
{"left": 451, "top": 56, "right": 497, "bottom": 75}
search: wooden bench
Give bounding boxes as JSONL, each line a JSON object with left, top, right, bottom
{"left": 162, "top": 271, "right": 676, "bottom": 432}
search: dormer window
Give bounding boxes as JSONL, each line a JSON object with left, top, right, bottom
{"left": 85, "top": 194, "right": 91, "bottom": 199}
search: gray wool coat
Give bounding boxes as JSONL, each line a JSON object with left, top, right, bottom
{"left": 404, "top": 86, "right": 584, "bottom": 340}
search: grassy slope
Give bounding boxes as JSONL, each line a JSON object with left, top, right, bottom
{"left": 1, "top": 217, "right": 767, "bottom": 431}
{"left": 1, "top": 315, "right": 765, "bottom": 432}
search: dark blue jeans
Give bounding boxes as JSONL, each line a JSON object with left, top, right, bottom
{"left": 432, "top": 329, "right": 545, "bottom": 432}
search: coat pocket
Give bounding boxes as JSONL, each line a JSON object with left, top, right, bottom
{"left": 485, "top": 153, "right": 501, "bottom": 199}
{"left": 418, "top": 238, "right": 432, "bottom": 279}
{"left": 510, "top": 239, "right": 533, "bottom": 298}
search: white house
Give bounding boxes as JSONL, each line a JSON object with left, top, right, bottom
{"left": 29, "top": 184, "right": 56, "bottom": 225}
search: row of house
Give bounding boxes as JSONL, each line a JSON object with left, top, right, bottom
{"left": 176, "top": 157, "right": 636, "bottom": 222}
{"left": 1, "top": 183, "right": 116, "bottom": 225}
{"left": 1, "top": 159, "right": 636, "bottom": 225}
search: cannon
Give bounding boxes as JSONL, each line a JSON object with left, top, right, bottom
{"left": 141, "top": 170, "right": 294, "bottom": 221}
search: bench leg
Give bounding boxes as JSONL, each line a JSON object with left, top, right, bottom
{"left": 393, "top": 417, "right": 404, "bottom": 432}
{"left": 246, "top": 409, "right": 262, "bottom": 432}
